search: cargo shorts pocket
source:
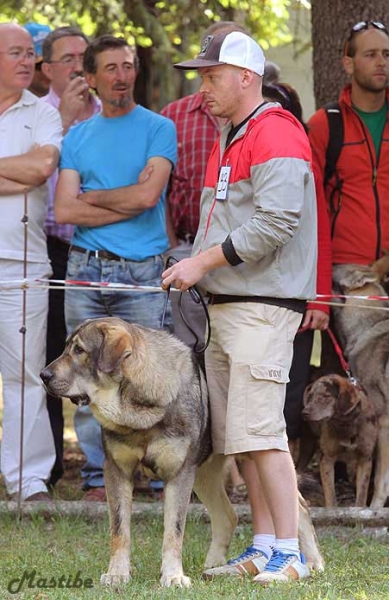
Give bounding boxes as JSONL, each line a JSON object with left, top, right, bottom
{"left": 245, "top": 364, "right": 289, "bottom": 437}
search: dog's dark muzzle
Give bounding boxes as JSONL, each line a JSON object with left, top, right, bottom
{"left": 40, "top": 367, "right": 55, "bottom": 390}
{"left": 40, "top": 366, "right": 64, "bottom": 399}
{"left": 40, "top": 368, "right": 91, "bottom": 407}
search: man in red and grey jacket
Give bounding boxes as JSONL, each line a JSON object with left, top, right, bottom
{"left": 163, "top": 30, "right": 318, "bottom": 585}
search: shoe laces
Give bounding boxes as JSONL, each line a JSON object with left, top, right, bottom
{"left": 228, "top": 546, "right": 261, "bottom": 565}
{"left": 265, "top": 550, "right": 295, "bottom": 572}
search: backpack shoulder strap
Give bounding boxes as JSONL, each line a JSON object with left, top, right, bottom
{"left": 324, "top": 101, "right": 343, "bottom": 187}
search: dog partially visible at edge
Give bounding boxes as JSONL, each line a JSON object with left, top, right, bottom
{"left": 331, "top": 254, "right": 389, "bottom": 508}
{"left": 302, "top": 374, "right": 377, "bottom": 507}
{"left": 40, "top": 317, "right": 324, "bottom": 587}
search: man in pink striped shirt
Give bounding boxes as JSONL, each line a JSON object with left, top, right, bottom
{"left": 40, "top": 26, "right": 101, "bottom": 490}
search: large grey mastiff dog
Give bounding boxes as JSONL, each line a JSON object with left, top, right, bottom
{"left": 40, "top": 317, "right": 323, "bottom": 587}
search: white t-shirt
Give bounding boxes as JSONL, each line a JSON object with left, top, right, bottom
{"left": 0, "top": 90, "right": 62, "bottom": 263}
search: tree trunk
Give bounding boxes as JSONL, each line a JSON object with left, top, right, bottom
{"left": 311, "top": 0, "right": 389, "bottom": 109}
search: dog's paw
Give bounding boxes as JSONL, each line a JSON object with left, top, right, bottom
{"left": 204, "top": 549, "right": 227, "bottom": 569}
{"left": 370, "top": 496, "right": 385, "bottom": 509}
{"left": 312, "top": 559, "right": 325, "bottom": 572}
{"left": 100, "top": 573, "right": 130, "bottom": 587}
{"left": 160, "top": 574, "right": 191, "bottom": 588}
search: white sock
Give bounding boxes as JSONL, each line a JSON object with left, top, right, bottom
{"left": 274, "top": 538, "right": 300, "bottom": 558}
{"left": 252, "top": 534, "right": 275, "bottom": 559}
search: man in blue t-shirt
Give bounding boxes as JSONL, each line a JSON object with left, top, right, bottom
{"left": 55, "top": 34, "right": 177, "bottom": 500}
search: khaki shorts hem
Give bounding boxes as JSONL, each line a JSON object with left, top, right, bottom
{"left": 212, "top": 440, "right": 227, "bottom": 455}
{"left": 224, "top": 436, "right": 289, "bottom": 455}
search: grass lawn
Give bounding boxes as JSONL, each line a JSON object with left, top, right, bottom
{"left": 1, "top": 515, "right": 389, "bottom": 599}
{"left": 1, "top": 373, "right": 389, "bottom": 598}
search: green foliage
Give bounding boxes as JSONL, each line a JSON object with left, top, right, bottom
{"left": 0, "top": 0, "right": 294, "bottom": 55}
{"left": 0, "top": 1, "right": 302, "bottom": 109}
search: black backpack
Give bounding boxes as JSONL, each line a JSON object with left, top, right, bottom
{"left": 322, "top": 102, "right": 344, "bottom": 234}
{"left": 323, "top": 101, "right": 344, "bottom": 188}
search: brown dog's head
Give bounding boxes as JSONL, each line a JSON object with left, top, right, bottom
{"left": 302, "top": 374, "right": 363, "bottom": 422}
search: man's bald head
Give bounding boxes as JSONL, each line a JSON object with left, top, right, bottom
{"left": 0, "top": 22, "right": 32, "bottom": 43}
{"left": 0, "top": 22, "right": 35, "bottom": 98}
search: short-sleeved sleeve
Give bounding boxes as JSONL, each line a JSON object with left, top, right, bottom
{"left": 34, "top": 99, "right": 62, "bottom": 152}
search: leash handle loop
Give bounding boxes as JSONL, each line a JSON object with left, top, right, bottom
{"left": 163, "top": 256, "right": 211, "bottom": 353}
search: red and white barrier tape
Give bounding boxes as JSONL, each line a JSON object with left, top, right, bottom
{"left": 1, "top": 280, "right": 389, "bottom": 310}
{"left": 0, "top": 278, "right": 176, "bottom": 293}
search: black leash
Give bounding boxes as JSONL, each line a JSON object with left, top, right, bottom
{"left": 161, "top": 256, "right": 211, "bottom": 354}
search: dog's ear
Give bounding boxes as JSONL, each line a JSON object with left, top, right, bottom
{"left": 303, "top": 382, "right": 314, "bottom": 405}
{"left": 320, "top": 375, "right": 341, "bottom": 398}
{"left": 336, "top": 381, "right": 361, "bottom": 416}
{"left": 336, "top": 268, "right": 378, "bottom": 291}
{"left": 371, "top": 252, "right": 389, "bottom": 283}
{"left": 97, "top": 324, "right": 133, "bottom": 374}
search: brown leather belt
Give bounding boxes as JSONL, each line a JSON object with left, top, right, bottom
{"left": 70, "top": 244, "right": 123, "bottom": 262}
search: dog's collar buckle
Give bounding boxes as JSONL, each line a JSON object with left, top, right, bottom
{"left": 346, "top": 372, "right": 358, "bottom": 386}
{"left": 346, "top": 371, "right": 366, "bottom": 393}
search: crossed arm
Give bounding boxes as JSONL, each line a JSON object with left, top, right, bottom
{"left": 0, "top": 145, "right": 59, "bottom": 195}
{"left": 55, "top": 156, "right": 172, "bottom": 226}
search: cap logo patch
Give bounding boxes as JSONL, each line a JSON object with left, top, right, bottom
{"left": 34, "top": 31, "right": 49, "bottom": 43}
{"left": 199, "top": 35, "right": 213, "bottom": 57}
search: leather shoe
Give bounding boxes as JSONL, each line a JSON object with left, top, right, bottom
{"left": 9, "top": 491, "right": 53, "bottom": 502}
{"left": 83, "top": 487, "right": 107, "bottom": 502}
{"left": 25, "top": 492, "right": 53, "bottom": 502}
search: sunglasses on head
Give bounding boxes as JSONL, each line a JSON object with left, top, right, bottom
{"left": 348, "top": 20, "right": 387, "bottom": 39}
{"left": 344, "top": 20, "right": 388, "bottom": 55}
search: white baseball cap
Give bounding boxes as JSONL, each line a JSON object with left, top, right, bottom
{"left": 174, "top": 31, "right": 265, "bottom": 77}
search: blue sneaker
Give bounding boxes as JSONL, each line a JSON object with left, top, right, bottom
{"left": 253, "top": 550, "right": 310, "bottom": 585}
{"left": 202, "top": 545, "right": 269, "bottom": 579}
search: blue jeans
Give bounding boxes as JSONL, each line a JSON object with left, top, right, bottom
{"left": 65, "top": 250, "right": 172, "bottom": 489}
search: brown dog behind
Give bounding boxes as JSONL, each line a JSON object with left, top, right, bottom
{"left": 302, "top": 374, "right": 377, "bottom": 507}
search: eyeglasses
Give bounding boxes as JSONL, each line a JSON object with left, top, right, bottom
{"left": 48, "top": 54, "right": 84, "bottom": 67}
{"left": 0, "top": 49, "right": 36, "bottom": 61}
{"left": 344, "top": 21, "right": 388, "bottom": 56}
